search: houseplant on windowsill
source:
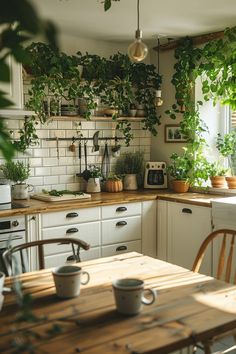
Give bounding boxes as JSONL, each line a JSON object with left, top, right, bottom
{"left": 207, "top": 162, "right": 228, "bottom": 188}
{"left": 167, "top": 152, "right": 193, "bottom": 193}
{"left": 0, "top": 161, "right": 32, "bottom": 199}
{"left": 216, "top": 131, "right": 236, "bottom": 189}
{"left": 86, "top": 165, "right": 102, "bottom": 193}
{"left": 114, "top": 151, "right": 144, "bottom": 190}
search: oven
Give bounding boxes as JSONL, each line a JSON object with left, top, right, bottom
{"left": 0, "top": 215, "right": 26, "bottom": 275}
{"left": 144, "top": 161, "right": 168, "bottom": 189}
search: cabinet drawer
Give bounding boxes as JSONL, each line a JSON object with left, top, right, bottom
{"left": 102, "top": 216, "right": 141, "bottom": 245}
{"left": 101, "top": 202, "right": 141, "bottom": 219}
{"left": 42, "top": 221, "right": 100, "bottom": 254}
{"left": 45, "top": 248, "right": 100, "bottom": 268}
{"left": 42, "top": 207, "right": 100, "bottom": 227}
{"left": 102, "top": 240, "right": 141, "bottom": 257}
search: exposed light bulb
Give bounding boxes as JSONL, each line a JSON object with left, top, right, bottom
{"left": 128, "top": 30, "right": 148, "bottom": 63}
{"left": 155, "top": 90, "right": 163, "bottom": 107}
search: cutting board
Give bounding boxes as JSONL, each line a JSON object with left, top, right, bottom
{"left": 31, "top": 192, "right": 91, "bottom": 202}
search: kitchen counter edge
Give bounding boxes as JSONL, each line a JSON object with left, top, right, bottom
{"left": 0, "top": 190, "right": 227, "bottom": 217}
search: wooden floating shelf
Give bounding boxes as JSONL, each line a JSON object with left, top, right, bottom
{"left": 51, "top": 116, "right": 145, "bottom": 121}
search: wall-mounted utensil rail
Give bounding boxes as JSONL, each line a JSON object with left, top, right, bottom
{"left": 44, "top": 136, "right": 124, "bottom": 142}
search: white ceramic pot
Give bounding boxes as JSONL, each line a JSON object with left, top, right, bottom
{"left": 11, "top": 183, "right": 34, "bottom": 200}
{"left": 86, "top": 178, "right": 101, "bottom": 193}
{"left": 123, "top": 174, "right": 138, "bottom": 190}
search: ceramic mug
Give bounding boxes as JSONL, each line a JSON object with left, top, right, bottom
{"left": 112, "top": 278, "right": 157, "bottom": 315}
{"left": 12, "top": 183, "right": 34, "bottom": 200}
{"left": 0, "top": 272, "right": 5, "bottom": 311}
{"left": 52, "top": 265, "right": 90, "bottom": 298}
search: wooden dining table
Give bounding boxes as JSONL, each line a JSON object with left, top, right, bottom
{"left": 1, "top": 252, "right": 236, "bottom": 354}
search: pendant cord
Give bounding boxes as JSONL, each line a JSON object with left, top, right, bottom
{"left": 137, "top": 0, "right": 140, "bottom": 31}
{"left": 157, "top": 36, "right": 160, "bottom": 75}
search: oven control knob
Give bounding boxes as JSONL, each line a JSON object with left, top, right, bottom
{"left": 146, "top": 163, "right": 150, "bottom": 169}
{"left": 162, "top": 163, "right": 165, "bottom": 169}
{"left": 12, "top": 220, "right": 19, "bottom": 227}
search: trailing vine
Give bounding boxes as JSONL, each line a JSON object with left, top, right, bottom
{"left": 166, "top": 25, "right": 236, "bottom": 185}
{"left": 21, "top": 44, "right": 162, "bottom": 148}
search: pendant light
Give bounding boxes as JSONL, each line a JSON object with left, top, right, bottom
{"left": 128, "top": 0, "right": 148, "bottom": 63}
{"left": 155, "top": 36, "right": 163, "bottom": 107}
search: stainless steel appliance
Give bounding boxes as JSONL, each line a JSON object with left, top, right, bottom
{"left": 144, "top": 161, "right": 168, "bottom": 189}
{"left": 0, "top": 215, "right": 26, "bottom": 274}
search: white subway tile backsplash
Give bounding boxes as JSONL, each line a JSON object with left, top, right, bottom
{"left": 35, "top": 167, "right": 51, "bottom": 176}
{"left": 44, "top": 175, "right": 59, "bottom": 185}
{"left": 58, "top": 120, "right": 73, "bottom": 130}
{"left": 6, "top": 106, "right": 151, "bottom": 192}
{"left": 43, "top": 157, "right": 59, "bottom": 166}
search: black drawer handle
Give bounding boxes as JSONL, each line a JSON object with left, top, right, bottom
{"left": 66, "top": 212, "right": 78, "bottom": 218}
{"left": 66, "top": 227, "right": 78, "bottom": 234}
{"left": 116, "top": 221, "right": 127, "bottom": 226}
{"left": 116, "top": 207, "right": 127, "bottom": 212}
{"left": 116, "top": 246, "right": 127, "bottom": 251}
{"left": 182, "top": 208, "right": 192, "bottom": 214}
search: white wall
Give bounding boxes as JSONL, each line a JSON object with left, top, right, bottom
{"left": 149, "top": 47, "right": 186, "bottom": 164}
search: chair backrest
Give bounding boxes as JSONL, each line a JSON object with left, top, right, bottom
{"left": 3, "top": 237, "right": 90, "bottom": 276}
{"left": 192, "top": 229, "right": 236, "bottom": 284}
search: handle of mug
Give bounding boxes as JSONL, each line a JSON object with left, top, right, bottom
{"left": 141, "top": 288, "right": 157, "bottom": 305}
{"left": 81, "top": 271, "right": 90, "bottom": 285}
{"left": 28, "top": 184, "right": 34, "bottom": 192}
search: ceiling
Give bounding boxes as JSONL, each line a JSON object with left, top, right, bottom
{"left": 31, "top": 0, "right": 236, "bottom": 43}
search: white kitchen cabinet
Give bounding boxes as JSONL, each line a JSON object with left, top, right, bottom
{"left": 157, "top": 200, "right": 212, "bottom": 275}
{"left": 141, "top": 200, "right": 157, "bottom": 257}
{"left": 40, "top": 207, "right": 102, "bottom": 267}
{"left": 0, "top": 56, "right": 23, "bottom": 110}
{"left": 101, "top": 202, "right": 142, "bottom": 257}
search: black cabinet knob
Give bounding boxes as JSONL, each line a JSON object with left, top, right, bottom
{"left": 66, "top": 227, "right": 79, "bottom": 234}
{"left": 116, "top": 207, "right": 127, "bottom": 212}
{"left": 116, "top": 221, "right": 127, "bottom": 226}
{"left": 66, "top": 212, "right": 78, "bottom": 218}
{"left": 116, "top": 245, "right": 127, "bottom": 251}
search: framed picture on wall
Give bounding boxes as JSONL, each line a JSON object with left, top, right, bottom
{"left": 165, "top": 124, "right": 186, "bottom": 143}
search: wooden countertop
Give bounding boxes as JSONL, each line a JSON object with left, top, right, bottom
{"left": 0, "top": 189, "right": 227, "bottom": 218}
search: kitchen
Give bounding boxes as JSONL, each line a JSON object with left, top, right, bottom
{"left": 0, "top": 2, "right": 236, "bottom": 352}
{"left": 0, "top": 0, "right": 236, "bottom": 270}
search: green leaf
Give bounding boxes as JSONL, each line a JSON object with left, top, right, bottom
{"left": 104, "top": 0, "right": 111, "bottom": 11}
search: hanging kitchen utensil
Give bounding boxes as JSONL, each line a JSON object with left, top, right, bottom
{"left": 82, "top": 140, "right": 90, "bottom": 181}
{"left": 92, "top": 131, "right": 100, "bottom": 152}
{"left": 76, "top": 140, "right": 82, "bottom": 177}
{"left": 69, "top": 137, "right": 76, "bottom": 152}
{"left": 101, "top": 141, "right": 110, "bottom": 180}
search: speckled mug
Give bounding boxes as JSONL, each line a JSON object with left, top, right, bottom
{"left": 52, "top": 265, "right": 90, "bottom": 298}
{"left": 112, "top": 278, "right": 157, "bottom": 315}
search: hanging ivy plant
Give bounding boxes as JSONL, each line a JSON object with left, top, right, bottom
{"left": 19, "top": 45, "right": 162, "bottom": 148}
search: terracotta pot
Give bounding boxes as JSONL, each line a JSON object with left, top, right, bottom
{"left": 210, "top": 176, "right": 227, "bottom": 188}
{"left": 172, "top": 180, "right": 190, "bottom": 193}
{"left": 226, "top": 176, "right": 236, "bottom": 189}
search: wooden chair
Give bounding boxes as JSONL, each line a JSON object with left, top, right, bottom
{"left": 3, "top": 237, "right": 90, "bottom": 276}
{"left": 192, "top": 229, "right": 236, "bottom": 354}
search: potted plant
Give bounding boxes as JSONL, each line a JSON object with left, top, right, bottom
{"left": 114, "top": 151, "right": 144, "bottom": 190}
{"left": 167, "top": 152, "right": 193, "bottom": 193}
{"left": 207, "top": 161, "right": 228, "bottom": 188}
{"left": 0, "top": 161, "right": 32, "bottom": 199}
{"left": 86, "top": 165, "right": 102, "bottom": 193}
{"left": 105, "top": 174, "right": 123, "bottom": 193}
{"left": 216, "top": 131, "right": 236, "bottom": 188}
